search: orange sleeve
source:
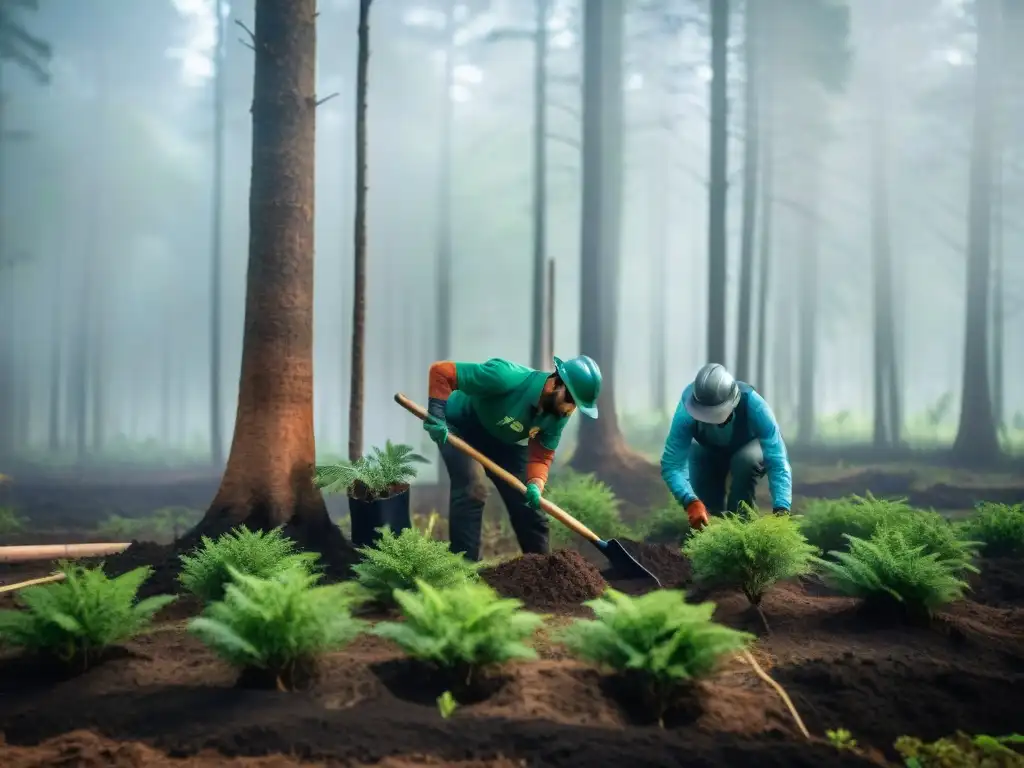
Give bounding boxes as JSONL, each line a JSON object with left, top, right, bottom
{"left": 428, "top": 361, "right": 458, "bottom": 399}
{"left": 526, "top": 438, "right": 555, "bottom": 491}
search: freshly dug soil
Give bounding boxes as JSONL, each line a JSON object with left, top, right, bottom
{"left": 605, "top": 539, "right": 693, "bottom": 590}
{"left": 481, "top": 549, "right": 608, "bottom": 609}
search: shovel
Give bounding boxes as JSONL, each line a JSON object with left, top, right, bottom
{"left": 394, "top": 393, "right": 661, "bottom": 588}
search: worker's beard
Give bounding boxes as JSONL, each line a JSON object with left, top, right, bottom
{"left": 540, "top": 390, "right": 575, "bottom": 418}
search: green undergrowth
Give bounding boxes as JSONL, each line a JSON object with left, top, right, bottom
{"left": 683, "top": 505, "right": 818, "bottom": 608}
{"left": 544, "top": 469, "right": 631, "bottom": 547}
{"left": 0, "top": 505, "right": 27, "bottom": 534}
{"left": 373, "top": 579, "right": 545, "bottom": 698}
{"left": 188, "top": 564, "right": 365, "bottom": 691}
{"left": 177, "top": 526, "right": 321, "bottom": 604}
{"left": 956, "top": 502, "right": 1024, "bottom": 558}
{"left": 798, "top": 493, "right": 920, "bottom": 557}
{"left": 557, "top": 589, "right": 753, "bottom": 726}
{"left": 352, "top": 526, "right": 481, "bottom": 607}
{"left": 0, "top": 562, "right": 175, "bottom": 671}
{"left": 814, "top": 524, "right": 975, "bottom": 618}
{"left": 895, "top": 732, "right": 1024, "bottom": 767}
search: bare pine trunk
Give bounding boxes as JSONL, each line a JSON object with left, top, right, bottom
{"left": 706, "top": 0, "right": 729, "bottom": 365}
{"left": 434, "top": 0, "right": 455, "bottom": 361}
{"left": 795, "top": 153, "right": 820, "bottom": 442}
{"left": 347, "top": 0, "right": 371, "bottom": 463}
{"left": 734, "top": 0, "right": 759, "bottom": 382}
{"left": 204, "top": 0, "right": 338, "bottom": 544}
{"left": 209, "top": 0, "right": 226, "bottom": 467}
{"left": 952, "top": 0, "right": 1000, "bottom": 462}
{"left": 530, "top": 0, "right": 549, "bottom": 370}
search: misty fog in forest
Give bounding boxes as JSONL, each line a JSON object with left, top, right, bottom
{"left": 0, "top": 0, "right": 1021, "bottom": 482}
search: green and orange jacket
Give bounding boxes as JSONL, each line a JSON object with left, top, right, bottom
{"left": 428, "top": 358, "right": 570, "bottom": 491}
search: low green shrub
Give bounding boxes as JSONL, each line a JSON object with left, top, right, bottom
{"left": 889, "top": 510, "right": 980, "bottom": 573}
{"left": 352, "top": 526, "right": 481, "bottom": 607}
{"left": 683, "top": 505, "right": 818, "bottom": 605}
{"left": 798, "top": 493, "right": 916, "bottom": 558}
{"left": 557, "top": 589, "right": 753, "bottom": 725}
{"left": 895, "top": 731, "right": 1024, "bottom": 767}
{"left": 188, "top": 564, "right": 365, "bottom": 690}
{"left": 372, "top": 579, "right": 544, "bottom": 693}
{"left": 635, "top": 505, "right": 694, "bottom": 546}
{"left": 957, "top": 502, "right": 1024, "bottom": 558}
{"left": 315, "top": 440, "right": 428, "bottom": 502}
{"left": 0, "top": 562, "right": 176, "bottom": 670}
{"left": 178, "top": 526, "right": 320, "bottom": 603}
{"left": 814, "top": 526, "right": 976, "bottom": 618}
{"left": 544, "top": 470, "right": 629, "bottom": 547}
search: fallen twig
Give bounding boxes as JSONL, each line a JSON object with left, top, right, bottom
{"left": 739, "top": 649, "right": 811, "bottom": 740}
{"left": 0, "top": 572, "right": 66, "bottom": 594}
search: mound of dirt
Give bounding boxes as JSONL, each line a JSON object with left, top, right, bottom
{"left": 481, "top": 549, "right": 608, "bottom": 609}
{"left": 968, "top": 556, "right": 1024, "bottom": 608}
{"left": 602, "top": 540, "right": 692, "bottom": 590}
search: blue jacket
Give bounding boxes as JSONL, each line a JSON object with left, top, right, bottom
{"left": 660, "top": 383, "right": 793, "bottom": 510}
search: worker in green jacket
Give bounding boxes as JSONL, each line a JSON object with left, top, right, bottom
{"left": 423, "top": 355, "right": 602, "bottom": 561}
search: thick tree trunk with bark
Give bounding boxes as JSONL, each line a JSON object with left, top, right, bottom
{"left": 953, "top": 0, "right": 1001, "bottom": 462}
{"left": 201, "top": 0, "right": 348, "bottom": 563}
{"left": 348, "top": 0, "right": 371, "bottom": 462}
{"left": 570, "top": 0, "right": 659, "bottom": 508}
{"left": 734, "top": 0, "right": 758, "bottom": 382}
{"left": 706, "top": 0, "right": 729, "bottom": 365}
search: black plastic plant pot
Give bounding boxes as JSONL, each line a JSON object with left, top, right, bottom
{"left": 348, "top": 487, "right": 412, "bottom": 548}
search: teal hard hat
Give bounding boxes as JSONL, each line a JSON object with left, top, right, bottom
{"left": 553, "top": 355, "right": 601, "bottom": 418}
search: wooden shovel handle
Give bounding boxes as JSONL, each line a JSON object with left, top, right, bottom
{"left": 394, "top": 393, "right": 601, "bottom": 544}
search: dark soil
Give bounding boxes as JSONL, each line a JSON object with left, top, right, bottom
{"left": 968, "top": 556, "right": 1024, "bottom": 608}
{"left": 609, "top": 540, "right": 693, "bottom": 589}
{"left": 480, "top": 549, "right": 608, "bottom": 610}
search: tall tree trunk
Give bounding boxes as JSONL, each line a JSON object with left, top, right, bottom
{"left": 753, "top": 102, "right": 773, "bottom": 395}
{"left": 201, "top": 0, "right": 343, "bottom": 554}
{"left": 795, "top": 153, "right": 820, "bottom": 442}
{"left": 209, "top": 0, "right": 226, "bottom": 467}
{"left": 347, "top": 0, "right": 371, "bottom": 462}
{"left": 706, "top": 0, "right": 729, "bottom": 365}
{"left": 48, "top": 246, "right": 62, "bottom": 452}
{"left": 734, "top": 0, "right": 759, "bottom": 382}
{"left": 870, "top": 89, "right": 893, "bottom": 447}
{"left": 648, "top": 130, "right": 668, "bottom": 413}
{"left": 952, "top": 0, "right": 1000, "bottom": 462}
{"left": 529, "top": 0, "right": 549, "bottom": 370}
{"left": 90, "top": 54, "right": 107, "bottom": 454}
{"left": 0, "top": 64, "right": 10, "bottom": 459}
{"left": 435, "top": 0, "right": 455, "bottom": 360}
{"left": 570, "top": 0, "right": 655, "bottom": 503}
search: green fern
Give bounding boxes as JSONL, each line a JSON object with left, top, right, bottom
{"left": 177, "top": 526, "right": 320, "bottom": 603}
{"left": 895, "top": 731, "right": 1024, "bottom": 767}
{"left": 0, "top": 562, "right": 176, "bottom": 670}
{"left": 544, "top": 470, "right": 629, "bottom": 547}
{"left": 352, "top": 526, "right": 481, "bottom": 606}
{"left": 558, "top": 589, "right": 754, "bottom": 724}
{"left": 188, "top": 564, "right": 366, "bottom": 690}
{"left": 314, "top": 440, "right": 428, "bottom": 500}
{"left": 372, "top": 579, "right": 544, "bottom": 689}
{"left": 957, "top": 503, "right": 1024, "bottom": 558}
{"left": 683, "top": 505, "right": 818, "bottom": 605}
{"left": 814, "top": 526, "right": 974, "bottom": 616}
{"left": 798, "top": 493, "right": 917, "bottom": 558}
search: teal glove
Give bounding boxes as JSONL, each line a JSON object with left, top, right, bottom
{"left": 524, "top": 482, "right": 543, "bottom": 510}
{"left": 423, "top": 416, "right": 449, "bottom": 446}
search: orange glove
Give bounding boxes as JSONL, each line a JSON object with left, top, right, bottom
{"left": 686, "top": 499, "right": 709, "bottom": 530}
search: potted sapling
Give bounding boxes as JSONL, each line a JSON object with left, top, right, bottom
{"left": 314, "top": 440, "right": 429, "bottom": 548}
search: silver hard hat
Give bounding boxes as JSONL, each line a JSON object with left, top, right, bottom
{"left": 684, "top": 363, "right": 741, "bottom": 424}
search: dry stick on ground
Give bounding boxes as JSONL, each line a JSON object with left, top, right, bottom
{"left": 0, "top": 572, "right": 65, "bottom": 594}
{"left": 739, "top": 649, "right": 811, "bottom": 739}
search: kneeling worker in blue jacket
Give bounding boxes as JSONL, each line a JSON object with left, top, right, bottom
{"left": 660, "top": 363, "right": 793, "bottom": 530}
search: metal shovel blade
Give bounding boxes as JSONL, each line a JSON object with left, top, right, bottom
{"left": 595, "top": 538, "right": 662, "bottom": 587}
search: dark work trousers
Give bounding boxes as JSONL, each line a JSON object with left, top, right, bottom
{"left": 689, "top": 439, "right": 766, "bottom": 515}
{"left": 438, "top": 411, "right": 549, "bottom": 561}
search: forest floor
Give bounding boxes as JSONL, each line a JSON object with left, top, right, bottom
{"left": 0, "top": 542, "right": 1022, "bottom": 767}
{"left": 2, "top": 456, "right": 1023, "bottom": 538}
